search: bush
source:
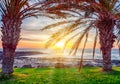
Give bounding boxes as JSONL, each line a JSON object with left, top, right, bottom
{"left": 54, "top": 63, "right": 65, "bottom": 68}
{"left": 22, "top": 64, "right": 32, "bottom": 68}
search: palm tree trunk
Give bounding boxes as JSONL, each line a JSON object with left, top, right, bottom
{"left": 101, "top": 45, "right": 112, "bottom": 71}
{"left": 1, "top": 18, "right": 21, "bottom": 74}
{"left": 97, "top": 15, "right": 116, "bottom": 71}
{"left": 99, "top": 28, "right": 114, "bottom": 71}
{"left": 99, "top": 28, "right": 115, "bottom": 71}
{"left": 2, "top": 47, "right": 15, "bottom": 74}
{"left": 99, "top": 29, "right": 114, "bottom": 71}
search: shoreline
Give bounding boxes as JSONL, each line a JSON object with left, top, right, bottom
{"left": 0, "top": 51, "right": 45, "bottom": 59}
{"left": 0, "top": 51, "right": 120, "bottom": 68}
{"left": 1, "top": 56, "right": 120, "bottom": 68}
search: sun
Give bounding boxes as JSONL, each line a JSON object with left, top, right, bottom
{"left": 55, "top": 41, "right": 64, "bottom": 48}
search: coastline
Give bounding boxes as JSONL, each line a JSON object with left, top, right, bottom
{"left": 0, "top": 51, "right": 45, "bottom": 59}
{"left": 0, "top": 51, "right": 120, "bottom": 68}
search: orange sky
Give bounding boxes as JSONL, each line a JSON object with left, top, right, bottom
{"left": 0, "top": 40, "right": 100, "bottom": 49}
{"left": 0, "top": 17, "right": 118, "bottom": 49}
{"left": 0, "top": 40, "right": 45, "bottom": 48}
{"left": 17, "top": 39, "right": 101, "bottom": 49}
{"left": 17, "top": 41, "right": 45, "bottom": 48}
{"left": 0, "top": 38, "right": 118, "bottom": 49}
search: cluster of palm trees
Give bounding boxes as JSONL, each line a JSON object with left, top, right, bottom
{"left": 0, "top": 0, "right": 120, "bottom": 75}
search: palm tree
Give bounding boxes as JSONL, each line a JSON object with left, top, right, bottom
{"left": 0, "top": 0, "right": 43, "bottom": 74}
{"left": 41, "top": 0, "right": 120, "bottom": 71}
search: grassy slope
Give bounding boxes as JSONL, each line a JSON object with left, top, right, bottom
{"left": 0, "top": 67, "right": 120, "bottom": 84}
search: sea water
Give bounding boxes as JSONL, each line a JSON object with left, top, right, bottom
{"left": 14, "top": 48, "right": 120, "bottom": 60}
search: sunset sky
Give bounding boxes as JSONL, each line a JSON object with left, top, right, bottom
{"left": 18, "top": 16, "right": 100, "bottom": 49}
{"left": 0, "top": 16, "right": 99, "bottom": 49}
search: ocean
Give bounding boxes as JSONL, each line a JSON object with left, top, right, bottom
{"left": 0, "top": 48, "right": 119, "bottom": 68}
{"left": 14, "top": 48, "right": 120, "bottom": 60}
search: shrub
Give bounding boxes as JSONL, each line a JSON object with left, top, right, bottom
{"left": 54, "top": 63, "right": 65, "bottom": 68}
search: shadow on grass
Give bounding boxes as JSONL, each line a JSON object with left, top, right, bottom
{"left": 0, "top": 72, "right": 28, "bottom": 82}
{"left": 106, "top": 69, "right": 120, "bottom": 76}
{"left": 0, "top": 72, "right": 15, "bottom": 81}
{"left": 80, "top": 67, "right": 120, "bottom": 75}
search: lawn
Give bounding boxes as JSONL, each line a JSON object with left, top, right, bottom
{"left": 0, "top": 67, "right": 120, "bottom": 84}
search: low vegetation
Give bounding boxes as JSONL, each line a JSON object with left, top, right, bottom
{"left": 0, "top": 67, "right": 120, "bottom": 84}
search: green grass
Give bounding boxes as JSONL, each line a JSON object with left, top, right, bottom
{"left": 0, "top": 67, "right": 120, "bottom": 84}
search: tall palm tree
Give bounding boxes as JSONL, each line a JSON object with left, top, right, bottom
{"left": 41, "top": 0, "right": 120, "bottom": 71}
{"left": 0, "top": 0, "right": 43, "bottom": 74}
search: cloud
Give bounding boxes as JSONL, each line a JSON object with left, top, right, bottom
{"left": 21, "top": 16, "right": 55, "bottom": 30}
{"left": 21, "top": 38, "right": 43, "bottom": 42}
{"left": 20, "top": 29, "right": 51, "bottom": 44}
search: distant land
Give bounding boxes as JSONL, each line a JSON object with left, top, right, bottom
{"left": 0, "top": 51, "right": 45, "bottom": 59}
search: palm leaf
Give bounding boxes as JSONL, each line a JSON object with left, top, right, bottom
{"left": 92, "top": 28, "right": 98, "bottom": 60}
{"left": 41, "top": 18, "right": 85, "bottom": 31}
{"left": 45, "top": 19, "right": 82, "bottom": 47}
{"left": 41, "top": 21, "right": 67, "bottom": 31}
{"left": 45, "top": 18, "right": 92, "bottom": 48}
{"left": 70, "top": 21, "right": 95, "bottom": 56}
{"left": 79, "top": 32, "right": 88, "bottom": 71}
{"left": 63, "top": 32, "right": 81, "bottom": 50}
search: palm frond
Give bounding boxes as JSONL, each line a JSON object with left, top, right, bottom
{"left": 45, "top": 18, "right": 93, "bottom": 48}
{"left": 45, "top": 19, "right": 82, "bottom": 47}
{"left": 70, "top": 21, "right": 95, "bottom": 56}
{"left": 110, "top": 0, "right": 117, "bottom": 11}
{"left": 79, "top": 32, "right": 88, "bottom": 71}
{"left": 92, "top": 28, "right": 98, "bottom": 60}
{"left": 42, "top": 17, "right": 93, "bottom": 31}
{"left": 0, "top": 0, "right": 46, "bottom": 20}
{"left": 63, "top": 32, "right": 81, "bottom": 50}
{"left": 41, "top": 21, "right": 67, "bottom": 31}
